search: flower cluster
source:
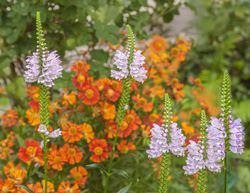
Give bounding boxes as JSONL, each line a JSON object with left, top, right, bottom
{"left": 147, "top": 122, "right": 186, "bottom": 158}
{"left": 24, "top": 50, "right": 63, "bottom": 87}
{"left": 229, "top": 116, "right": 244, "bottom": 154}
{"left": 0, "top": 35, "right": 209, "bottom": 193}
{"left": 184, "top": 116, "right": 244, "bottom": 175}
{"left": 111, "top": 50, "right": 147, "bottom": 82}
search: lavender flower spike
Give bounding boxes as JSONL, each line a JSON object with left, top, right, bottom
{"left": 169, "top": 123, "right": 186, "bottom": 156}
{"left": 38, "top": 51, "right": 63, "bottom": 87}
{"left": 229, "top": 117, "right": 244, "bottom": 154}
{"left": 130, "top": 50, "right": 147, "bottom": 83}
{"left": 146, "top": 123, "right": 169, "bottom": 158}
{"left": 24, "top": 52, "right": 40, "bottom": 83}
{"left": 111, "top": 50, "right": 129, "bottom": 80}
{"left": 38, "top": 124, "right": 49, "bottom": 135}
{"left": 49, "top": 128, "right": 62, "bottom": 138}
{"left": 205, "top": 117, "right": 226, "bottom": 172}
{"left": 183, "top": 140, "right": 205, "bottom": 175}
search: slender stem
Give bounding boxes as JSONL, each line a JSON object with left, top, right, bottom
{"left": 224, "top": 151, "right": 228, "bottom": 193}
{"left": 39, "top": 85, "right": 49, "bottom": 193}
{"left": 104, "top": 78, "right": 132, "bottom": 193}
{"left": 159, "top": 153, "right": 171, "bottom": 193}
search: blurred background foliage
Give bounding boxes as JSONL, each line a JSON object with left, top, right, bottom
{"left": 0, "top": 0, "right": 250, "bottom": 192}
{"left": 0, "top": 0, "right": 181, "bottom": 106}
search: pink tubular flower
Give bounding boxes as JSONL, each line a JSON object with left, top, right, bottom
{"left": 111, "top": 49, "right": 147, "bottom": 82}
{"left": 183, "top": 140, "right": 205, "bottom": 175}
{"left": 168, "top": 123, "right": 186, "bottom": 156}
{"left": 24, "top": 50, "right": 63, "bottom": 87}
{"left": 24, "top": 52, "right": 40, "bottom": 83}
{"left": 146, "top": 124, "right": 168, "bottom": 158}
{"left": 205, "top": 117, "right": 226, "bottom": 172}
{"left": 229, "top": 117, "right": 244, "bottom": 154}
{"left": 147, "top": 122, "right": 185, "bottom": 158}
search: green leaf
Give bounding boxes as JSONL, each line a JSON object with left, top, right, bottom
{"left": 17, "top": 185, "right": 34, "bottom": 193}
{"left": 6, "top": 76, "right": 26, "bottom": 100}
{"left": 16, "top": 134, "right": 25, "bottom": 147}
{"left": 117, "top": 183, "right": 132, "bottom": 193}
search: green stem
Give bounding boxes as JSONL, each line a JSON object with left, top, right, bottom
{"left": 159, "top": 153, "right": 171, "bottom": 193}
{"left": 221, "top": 71, "right": 231, "bottom": 193}
{"left": 104, "top": 78, "right": 132, "bottom": 193}
{"left": 197, "top": 110, "right": 208, "bottom": 193}
{"left": 197, "top": 169, "right": 208, "bottom": 193}
{"left": 39, "top": 85, "right": 50, "bottom": 193}
{"left": 104, "top": 25, "right": 135, "bottom": 193}
{"left": 158, "top": 94, "right": 172, "bottom": 193}
{"left": 224, "top": 152, "right": 228, "bottom": 193}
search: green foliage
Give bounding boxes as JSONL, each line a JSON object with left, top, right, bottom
{"left": 0, "top": 0, "right": 181, "bottom": 106}
{"left": 234, "top": 100, "right": 250, "bottom": 122}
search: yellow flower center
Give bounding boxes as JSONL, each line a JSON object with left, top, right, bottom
{"left": 120, "top": 122, "right": 128, "bottom": 131}
{"left": 54, "top": 156, "right": 62, "bottom": 163}
{"left": 94, "top": 147, "right": 103, "bottom": 155}
{"left": 107, "top": 89, "right": 114, "bottom": 97}
{"left": 126, "top": 115, "right": 134, "bottom": 123}
{"left": 69, "top": 127, "right": 77, "bottom": 135}
{"left": 85, "top": 89, "right": 94, "bottom": 99}
{"left": 77, "top": 74, "right": 85, "bottom": 83}
{"left": 27, "top": 146, "right": 36, "bottom": 156}
{"left": 68, "top": 148, "right": 76, "bottom": 156}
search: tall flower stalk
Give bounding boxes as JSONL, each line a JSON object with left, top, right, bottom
{"left": 221, "top": 71, "right": 232, "bottom": 193}
{"left": 104, "top": 25, "right": 147, "bottom": 193}
{"left": 147, "top": 94, "right": 186, "bottom": 193}
{"left": 23, "top": 12, "right": 63, "bottom": 193}
{"left": 159, "top": 94, "right": 172, "bottom": 193}
{"left": 197, "top": 110, "right": 208, "bottom": 193}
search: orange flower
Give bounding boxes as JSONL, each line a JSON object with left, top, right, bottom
{"left": 118, "top": 110, "right": 141, "bottom": 138}
{"left": 124, "top": 110, "right": 141, "bottom": 131}
{"left": 48, "top": 145, "right": 66, "bottom": 171}
{"left": 143, "top": 85, "right": 165, "bottom": 98}
{"left": 148, "top": 35, "right": 168, "bottom": 53}
{"left": 27, "top": 85, "right": 40, "bottom": 102}
{"left": 104, "top": 120, "right": 117, "bottom": 139}
{"left": 28, "top": 181, "right": 55, "bottom": 193}
{"left": 62, "top": 89, "right": 76, "bottom": 106}
{"left": 132, "top": 95, "right": 153, "bottom": 112}
{"left": 78, "top": 84, "right": 100, "bottom": 105}
{"left": 0, "top": 109, "right": 18, "bottom": 128}
{"left": 89, "top": 139, "right": 109, "bottom": 163}
{"left": 71, "top": 61, "right": 92, "bottom": 90}
{"left": 71, "top": 60, "right": 90, "bottom": 73}
{"left": 79, "top": 123, "right": 94, "bottom": 143}
{"left": 100, "top": 102, "right": 116, "bottom": 120}
{"left": 117, "top": 140, "right": 136, "bottom": 154}
{"left": 94, "top": 78, "right": 110, "bottom": 91}
{"left": 0, "top": 132, "right": 15, "bottom": 159}
{"left": 142, "top": 113, "right": 162, "bottom": 137}
{"left": 3, "top": 161, "right": 27, "bottom": 184}
{"left": 60, "top": 144, "right": 83, "bottom": 164}
{"left": 57, "top": 181, "right": 81, "bottom": 193}
{"left": 62, "top": 121, "right": 83, "bottom": 143}
{"left": 70, "top": 166, "right": 88, "bottom": 186}
{"left": 0, "top": 178, "right": 16, "bottom": 193}
{"left": 104, "top": 80, "right": 122, "bottom": 102}
{"left": 26, "top": 107, "right": 40, "bottom": 126}
{"left": 49, "top": 101, "right": 60, "bottom": 115}
{"left": 18, "top": 139, "right": 43, "bottom": 166}
{"left": 181, "top": 122, "right": 195, "bottom": 135}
